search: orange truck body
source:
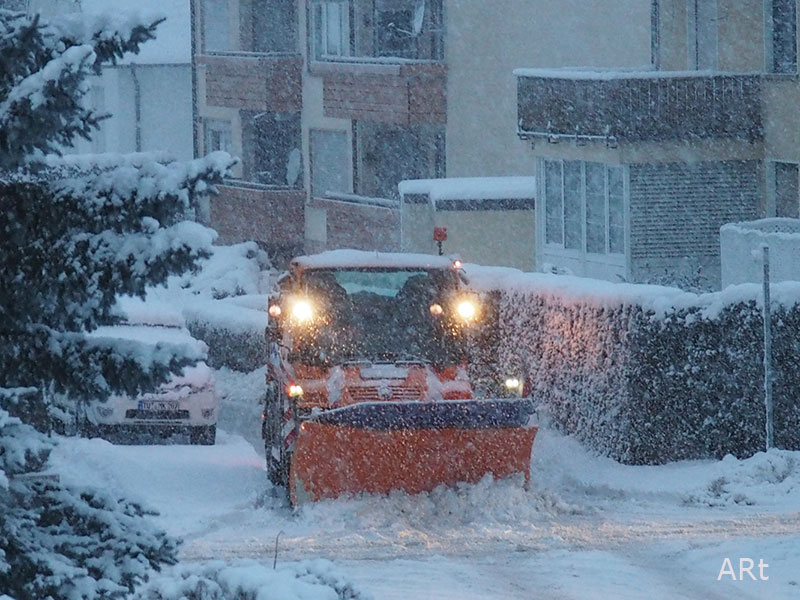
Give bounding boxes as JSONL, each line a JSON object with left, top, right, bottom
{"left": 290, "top": 404, "right": 537, "bottom": 504}
{"left": 264, "top": 250, "right": 536, "bottom": 505}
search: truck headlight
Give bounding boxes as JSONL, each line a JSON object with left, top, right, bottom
{"left": 456, "top": 299, "right": 477, "bottom": 321}
{"left": 290, "top": 299, "right": 313, "bottom": 323}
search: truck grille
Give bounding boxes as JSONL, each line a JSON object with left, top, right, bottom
{"left": 345, "top": 385, "right": 425, "bottom": 403}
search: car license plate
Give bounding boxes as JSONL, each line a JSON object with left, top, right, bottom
{"left": 138, "top": 400, "right": 179, "bottom": 412}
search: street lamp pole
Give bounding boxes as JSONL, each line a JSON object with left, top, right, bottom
{"left": 762, "top": 245, "right": 774, "bottom": 451}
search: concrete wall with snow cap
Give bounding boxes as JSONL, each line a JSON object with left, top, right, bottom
{"left": 721, "top": 218, "right": 800, "bottom": 288}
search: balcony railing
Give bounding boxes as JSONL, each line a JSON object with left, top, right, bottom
{"left": 319, "top": 61, "right": 446, "bottom": 124}
{"left": 198, "top": 54, "right": 302, "bottom": 112}
{"left": 516, "top": 70, "right": 763, "bottom": 144}
{"left": 210, "top": 183, "right": 305, "bottom": 246}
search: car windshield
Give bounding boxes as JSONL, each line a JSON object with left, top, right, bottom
{"left": 290, "top": 268, "right": 465, "bottom": 366}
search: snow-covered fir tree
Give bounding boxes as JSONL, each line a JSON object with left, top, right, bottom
{"left": 0, "top": 8, "right": 234, "bottom": 599}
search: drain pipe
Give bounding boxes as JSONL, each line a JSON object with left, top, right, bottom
{"left": 131, "top": 62, "right": 142, "bottom": 152}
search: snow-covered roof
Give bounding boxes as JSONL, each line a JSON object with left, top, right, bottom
{"left": 513, "top": 67, "right": 759, "bottom": 80}
{"left": 721, "top": 217, "right": 800, "bottom": 239}
{"left": 292, "top": 249, "right": 459, "bottom": 271}
{"left": 398, "top": 177, "right": 536, "bottom": 203}
{"left": 31, "top": 0, "right": 190, "bottom": 64}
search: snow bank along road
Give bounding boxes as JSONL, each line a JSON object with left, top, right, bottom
{"left": 50, "top": 418, "right": 800, "bottom": 600}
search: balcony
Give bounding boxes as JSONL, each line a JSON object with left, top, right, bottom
{"left": 198, "top": 54, "right": 302, "bottom": 112}
{"left": 309, "top": 0, "right": 445, "bottom": 124}
{"left": 318, "top": 61, "right": 446, "bottom": 125}
{"left": 516, "top": 70, "right": 762, "bottom": 145}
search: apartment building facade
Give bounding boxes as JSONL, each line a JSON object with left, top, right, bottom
{"left": 194, "top": 0, "right": 439, "bottom": 260}
{"left": 516, "top": 0, "right": 799, "bottom": 286}
{"left": 193, "top": 0, "right": 651, "bottom": 268}
{"left": 194, "top": 1, "right": 798, "bottom": 283}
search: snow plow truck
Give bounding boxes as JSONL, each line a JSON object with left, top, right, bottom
{"left": 263, "top": 250, "right": 537, "bottom": 505}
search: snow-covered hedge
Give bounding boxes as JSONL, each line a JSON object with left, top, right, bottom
{"left": 469, "top": 267, "right": 800, "bottom": 463}
{"left": 142, "top": 242, "right": 270, "bottom": 372}
{"left": 182, "top": 297, "right": 266, "bottom": 372}
{"left": 134, "top": 559, "right": 370, "bottom": 600}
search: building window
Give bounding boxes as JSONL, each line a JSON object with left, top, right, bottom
{"left": 543, "top": 160, "right": 625, "bottom": 255}
{"left": 563, "top": 161, "right": 582, "bottom": 250}
{"left": 311, "top": 0, "right": 443, "bottom": 61}
{"left": 311, "top": 1, "right": 351, "bottom": 59}
{"left": 250, "top": 0, "right": 297, "bottom": 53}
{"left": 651, "top": 0, "right": 661, "bottom": 69}
{"left": 355, "top": 122, "right": 444, "bottom": 200}
{"left": 770, "top": 0, "right": 798, "bottom": 73}
{"left": 243, "top": 112, "right": 302, "bottom": 187}
{"left": 774, "top": 161, "right": 799, "bottom": 217}
{"left": 689, "top": 0, "right": 718, "bottom": 70}
{"left": 608, "top": 167, "right": 625, "bottom": 254}
{"left": 202, "top": 0, "right": 230, "bottom": 52}
{"left": 310, "top": 129, "right": 349, "bottom": 198}
{"left": 204, "top": 119, "right": 232, "bottom": 154}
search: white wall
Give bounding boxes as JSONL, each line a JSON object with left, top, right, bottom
{"left": 445, "top": 0, "right": 653, "bottom": 178}
{"left": 135, "top": 65, "right": 194, "bottom": 160}
{"left": 66, "top": 65, "right": 193, "bottom": 159}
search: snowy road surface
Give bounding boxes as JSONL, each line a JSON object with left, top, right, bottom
{"left": 51, "top": 423, "right": 800, "bottom": 599}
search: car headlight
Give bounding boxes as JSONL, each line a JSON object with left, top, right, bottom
{"left": 503, "top": 376, "right": 524, "bottom": 396}
{"left": 290, "top": 299, "right": 314, "bottom": 323}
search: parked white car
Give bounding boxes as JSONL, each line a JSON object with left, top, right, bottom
{"left": 83, "top": 302, "right": 218, "bottom": 445}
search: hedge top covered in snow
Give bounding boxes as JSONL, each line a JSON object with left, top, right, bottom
{"left": 512, "top": 67, "right": 760, "bottom": 79}
{"left": 465, "top": 263, "right": 800, "bottom": 319}
{"left": 398, "top": 176, "right": 536, "bottom": 204}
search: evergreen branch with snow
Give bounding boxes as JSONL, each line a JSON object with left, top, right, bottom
{"left": 0, "top": 7, "right": 235, "bottom": 599}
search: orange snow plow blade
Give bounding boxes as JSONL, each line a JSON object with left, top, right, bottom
{"left": 289, "top": 400, "right": 537, "bottom": 505}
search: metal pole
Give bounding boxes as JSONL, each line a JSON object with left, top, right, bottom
{"left": 273, "top": 530, "right": 284, "bottom": 569}
{"left": 763, "top": 245, "right": 774, "bottom": 451}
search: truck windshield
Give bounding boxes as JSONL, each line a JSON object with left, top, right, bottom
{"left": 290, "top": 268, "right": 465, "bottom": 366}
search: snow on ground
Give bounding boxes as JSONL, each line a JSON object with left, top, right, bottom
{"left": 47, "top": 247, "right": 800, "bottom": 597}
{"left": 213, "top": 366, "right": 267, "bottom": 454}
{"left": 49, "top": 383, "right": 800, "bottom": 599}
